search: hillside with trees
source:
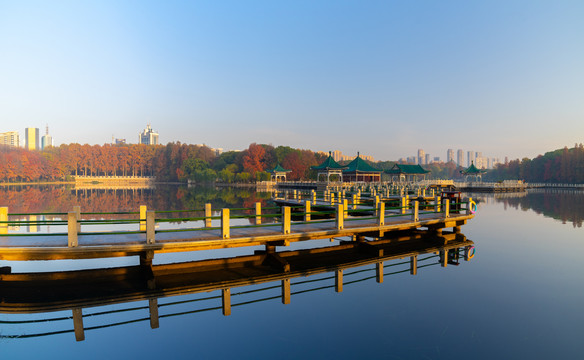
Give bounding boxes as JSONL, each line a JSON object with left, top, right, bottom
{"left": 487, "top": 144, "right": 584, "bottom": 183}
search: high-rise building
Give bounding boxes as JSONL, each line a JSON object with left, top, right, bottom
{"left": 0, "top": 131, "right": 20, "bottom": 148}
{"left": 139, "top": 124, "right": 159, "bottom": 145}
{"left": 447, "top": 149, "right": 454, "bottom": 163}
{"left": 467, "top": 151, "right": 475, "bottom": 167}
{"left": 418, "top": 149, "right": 425, "bottom": 165}
{"left": 425, "top": 154, "right": 431, "bottom": 165}
{"left": 457, "top": 149, "right": 464, "bottom": 167}
{"left": 25, "top": 128, "right": 39, "bottom": 150}
{"left": 41, "top": 125, "right": 53, "bottom": 150}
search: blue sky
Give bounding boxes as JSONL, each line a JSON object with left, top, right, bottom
{"left": 1, "top": 0, "right": 583, "bottom": 161}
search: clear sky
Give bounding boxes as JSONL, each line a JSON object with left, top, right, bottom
{"left": 1, "top": 0, "right": 583, "bottom": 162}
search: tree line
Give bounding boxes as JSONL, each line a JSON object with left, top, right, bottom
{"left": 0, "top": 142, "right": 327, "bottom": 183}
{"left": 487, "top": 144, "right": 584, "bottom": 183}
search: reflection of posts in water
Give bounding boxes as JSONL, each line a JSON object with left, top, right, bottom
{"left": 0, "top": 207, "right": 7, "bottom": 234}
{"left": 335, "top": 269, "right": 343, "bottom": 293}
{"left": 222, "top": 288, "right": 231, "bottom": 316}
{"left": 149, "top": 299, "right": 159, "bottom": 329}
{"left": 72, "top": 308, "right": 85, "bottom": 341}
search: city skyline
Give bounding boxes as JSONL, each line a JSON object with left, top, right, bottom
{"left": 1, "top": 1, "right": 583, "bottom": 161}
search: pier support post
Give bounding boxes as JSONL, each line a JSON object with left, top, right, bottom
{"left": 205, "top": 203, "right": 212, "bottom": 228}
{"left": 146, "top": 211, "right": 156, "bottom": 244}
{"left": 73, "top": 205, "right": 81, "bottom": 232}
{"left": 352, "top": 194, "right": 357, "bottom": 210}
{"left": 281, "top": 206, "right": 291, "bottom": 234}
{"left": 255, "top": 202, "right": 262, "bottom": 225}
{"left": 434, "top": 196, "right": 441, "bottom": 213}
{"left": 311, "top": 190, "right": 316, "bottom": 203}
{"left": 293, "top": 189, "right": 297, "bottom": 200}
{"left": 443, "top": 199, "right": 450, "bottom": 218}
{"left": 72, "top": 308, "right": 85, "bottom": 342}
{"left": 0, "top": 207, "right": 7, "bottom": 235}
{"left": 335, "top": 269, "right": 343, "bottom": 293}
{"left": 401, "top": 197, "right": 407, "bottom": 214}
{"left": 378, "top": 201, "right": 385, "bottom": 226}
{"left": 330, "top": 192, "right": 335, "bottom": 205}
{"left": 376, "top": 262, "right": 384, "bottom": 283}
{"left": 282, "top": 278, "right": 291, "bottom": 305}
{"left": 336, "top": 204, "right": 344, "bottom": 230}
{"left": 304, "top": 201, "right": 311, "bottom": 222}
{"left": 411, "top": 201, "right": 419, "bottom": 222}
{"left": 466, "top": 197, "right": 473, "bottom": 215}
{"left": 222, "top": 288, "right": 231, "bottom": 316}
{"left": 149, "top": 299, "right": 159, "bottom": 329}
{"left": 140, "top": 205, "right": 147, "bottom": 231}
{"left": 221, "top": 208, "right": 230, "bottom": 239}
{"left": 343, "top": 199, "right": 348, "bottom": 219}
{"left": 410, "top": 256, "right": 418, "bottom": 275}
{"left": 68, "top": 211, "right": 78, "bottom": 247}
{"left": 374, "top": 196, "right": 380, "bottom": 216}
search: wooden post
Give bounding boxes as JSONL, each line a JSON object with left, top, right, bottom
{"left": 311, "top": 190, "right": 316, "bottom": 203}
{"left": 255, "top": 202, "right": 262, "bottom": 225}
{"left": 293, "top": 189, "right": 297, "bottom": 200}
{"left": 467, "top": 197, "right": 473, "bottom": 215}
{"left": 68, "top": 211, "right": 78, "bottom": 247}
{"left": 401, "top": 196, "right": 407, "bottom": 214}
{"left": 281, "top": 206, "right": 291, "bottom": 234}
{"left": 378, "top": 201, "right": 385, "bottom": 226}
{"left": 221, "top": 208, "right": 230, "bottom": 239}
{"left": 72, "top": 308, "right": 85, "bottom": 341}
{"left": 434, "top": 196, "right": 441, "bottom": 213}
{"left": 140, "top": 205, "right": 147, "bottom": 231}
{"left": 376, "top": 262, "right": 384, "bottom": 283}
{"left": 374, "top": 196, "right": 380, "bottom": 216}
{"left": 352, "top": 194, "right": 357, "bottom": 210}
{"left": 282, "top": 278, "right": 291, "bottom": 305}
{"left": 222, "top": 288, "right": 231, "bottom": 316}
{"left": 73, "top": 205, "right": 81, "bottom": 232}
{"left": 205, "top": 203, "right": 212, "bottom": 228}
{"left": 149, "top": 298, "right": 159, "bottom": 329}
{"left": 343, "top": 199, "right": 348, "bottom": 219}
{"left": 410, "top": 256, "right": 418, "bottom": 275}
{"left": 443, "top": 199, "right": 450, "bottom": 218}
{"left": 335, "top": 269, "right": 343, "bottom": 293}
{"left": 336, "top": 204, "right": 344, "bottom": 230}
{"left": 330, "top": 192, "right": 335, "bottom": 205}
{"left": 411, "top": 201, "right": 419, "bottom": 222}
{"left": 0, "top": 207, "right": 7, "bottom": 235}
{"left": 304, "top": 201, "right": 311, "bottom": 222}
{"left": 146, "top": 210, "right": 155, "bottom": 244}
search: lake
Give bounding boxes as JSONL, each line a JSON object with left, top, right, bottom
{"left": 1, "top": 185, "right": 583, "bottom": 359}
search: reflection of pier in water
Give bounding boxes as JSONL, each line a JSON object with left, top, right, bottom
{"left": 0, "top": 231, "right": 474, "bottom": 342}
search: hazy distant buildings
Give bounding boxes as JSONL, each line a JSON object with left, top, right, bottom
{"left": 417, "top": 149, "right": 425, "bottom": 165}
{"left": 41, "top": 125, "right": 53, "bottom": 150}
{"left": 25, "top": 128, "right": 39, "bottom": 151}
{"left": 446, "top": 149, "right": 454, "bottom": 163}
{"left": 0, "top": 131, "right": 20, "bottom": 148}
{"left": 139, "top": 124, "right": 159, "bottom": 145}
{"left": 332, "top": 150, "right": 374, "bottom": 162}
{"left": 425, "top": 154, "right": 431, "bottom": 165}
{"left": 457, "top": 149, "right": 464, "bottom": 167}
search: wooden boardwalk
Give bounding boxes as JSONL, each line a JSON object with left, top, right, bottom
{"left": 0, "top": 200, "right": 474, "bottom": 262}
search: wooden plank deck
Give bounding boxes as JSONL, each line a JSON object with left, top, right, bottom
{"left": 0, "top": 208, "right": 473, "bottom": 261}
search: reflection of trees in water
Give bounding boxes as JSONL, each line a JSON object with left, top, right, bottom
{"left": 496, "top": 190, "right": 584, "bottom": 228}
{"left": 0, "top": 185, "right": 273, "bottom": 216}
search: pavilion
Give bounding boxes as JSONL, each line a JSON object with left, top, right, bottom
{"left": 311, "top": 152, "right": 347, "bottom": 183}
{"left": 460, "top": 162, "right": 486, "bottom": 182}
{"left": 385, "top": 164, "right": 430, "bottom": 183}
{"left": 269, "top": 164, "right": 292, "bottom": 182}
{"left": 342, "top": 153, "right": 382, "bottom": 182}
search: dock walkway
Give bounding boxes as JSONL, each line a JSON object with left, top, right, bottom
{"left": 0, "top": 198, "right": 474, "bottom": 262}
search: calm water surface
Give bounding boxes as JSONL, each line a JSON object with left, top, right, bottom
{"left": 1, "top": 186, "right": 583, "bottom": 359}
